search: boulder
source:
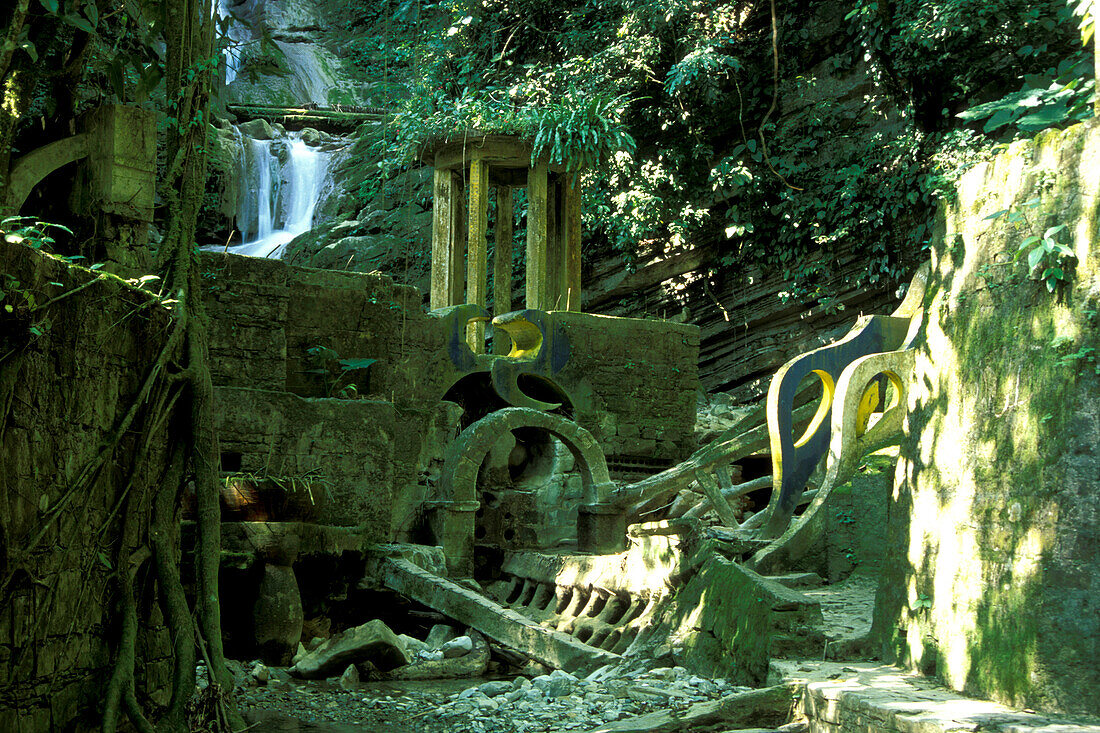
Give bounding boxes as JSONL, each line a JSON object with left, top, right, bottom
{"left": 290, "top": 619, "right": 410, "bottom": 679}
{"left": 338, "top": 664, "right": 359, "bottom": 691}
{"left": 425, "top": 624, "right": 459, "bottom": 650}
{"left": 238, "top": 118, "right": 276, "bottom": 140}
{"left": 440, "top": 635, "right": 473, "bottom": 658}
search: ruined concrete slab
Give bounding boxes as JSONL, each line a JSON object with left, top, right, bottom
{"left": 381, "top": 557, "right": 619, "bottom": 674}
{"left": 769, "top": 661, "right": 1100, "bottom": 733}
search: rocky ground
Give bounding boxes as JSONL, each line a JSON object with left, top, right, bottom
{"left": 231, "top": 661, "right": 753, "bottom": 732}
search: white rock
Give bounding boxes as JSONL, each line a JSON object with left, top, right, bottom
{"left": 250, "top": 661, "right": 269, "bottom": 684}
{"left": 440, "top": 635, "right": 474, "bottom": 658}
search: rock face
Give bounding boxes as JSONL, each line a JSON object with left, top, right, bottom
{"left": 220, "top": 0, "right": 373, "bottom": 107}
{"left": 290, "top": 619, "right": 410, "bottom": 679}
{"left": 873, "top": 121, "right": 1100, "bottom": 716}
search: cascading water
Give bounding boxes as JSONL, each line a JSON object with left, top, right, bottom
{"left": 224, "top": 130, "right": 333, "bottom": 259}
{"left": 214, "top": 0, "right": 249, "bottom": 85}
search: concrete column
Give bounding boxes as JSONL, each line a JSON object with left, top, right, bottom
{"left": 493, "top": 186, "right": 514, "bottom": 354}
{"left": 430, "top": 168, "right": 453, "bottom": 310}
{"left": 546, "top": 176, "right": 565, "bottom": 311}
{"left": 525, "top": 161, "right": 548, "bottom": 310}
{"left": 466, "top": 157, "right": 489, "bottom": 352}
{"left": 449, "top": 172, "right": 466, "bottom": 307}
{"left": 565, "top": 175, "right": 582, "bottom": 311}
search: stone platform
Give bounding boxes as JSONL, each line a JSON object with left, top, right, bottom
{"left": 769, "top": 661, "right": 1100, "bottom": 733}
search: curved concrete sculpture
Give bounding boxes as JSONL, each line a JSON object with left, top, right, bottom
{"left": 750, "top": 347, "right": 915, "bottom": 572}
{"left": 759, "top": 314, "right": 911, "bottom": 538}
{"left": 430, "top": 407, "right": 622, "bottom": 576}
{"left": 490, "top": 310, "right": 571, "bottom": 411}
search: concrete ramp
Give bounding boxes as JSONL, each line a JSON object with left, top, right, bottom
{"left": 381, "top": 557, "right": 620, "bottom": 674}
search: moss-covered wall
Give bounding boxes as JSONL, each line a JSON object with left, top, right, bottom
{"left": 872, "top": 121, "right": 1100, "bottom": 716}
{"left": 201, "top": 252, "right": 700, "bottom": 542}
{"left": 0, "top": 244, "right": 174, "bottom": 729}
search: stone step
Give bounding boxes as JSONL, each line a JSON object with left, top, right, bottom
{"left": 380, "top": 557, "right": 620, "bottom": 675}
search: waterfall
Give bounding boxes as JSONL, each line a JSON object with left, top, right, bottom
{"left": 225, "top": 130, "right": 333, "bottom": 259}
{"left": 214, "top": 0, "right": 249, "bottom": 85}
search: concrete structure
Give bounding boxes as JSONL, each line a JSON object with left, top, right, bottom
{"left": 422, "top": 134, "right": 583, "bottom": 353}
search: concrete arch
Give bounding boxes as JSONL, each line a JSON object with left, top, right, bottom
{"left": 439, "top": 407, "right": 614, "bottom": 506}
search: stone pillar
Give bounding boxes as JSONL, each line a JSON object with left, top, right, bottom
{"left": 564, "top": 175, "right": 582, "bottom": 311}
{"left": 431, "top": 170, "right": 466, "bottom": 310}
{"left": 577, "top": 502, "right": 627, "bottom": 554}
{"left": 546, "top": 176, "right": 565, "bottom": 311}
{"left": 427, "top": 500, "right": 480, "bottom": 577}
{"left": 493, "top": 186, "right": 514, "bottom": 354}
{"left": 431, "top": 168, "right": 454, "bottom": 310}
{"left": 525, "top": 162, "right": 549, "bottom": 310}
{"left": 466, "top": 157, "right": 489, "bottom": 352}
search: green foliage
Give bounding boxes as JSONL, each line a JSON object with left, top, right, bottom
{"left": 304, "top": 345, "right": 375, "bottom": 398}
{"left": 1, "top": 216, "right": 73, "bottom": 252}
{"left": 983, "top": 200, "right": 1077, "bottom": 292}
{"left": 363, "top": 0, "right": 1091, "bottom": 302}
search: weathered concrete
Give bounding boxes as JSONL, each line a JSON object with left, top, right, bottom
{"left": 381, "top": 557, "right": 619, "bottom": 674}
{"left": 290, "top": 618, "right": 410, "bottom": 678}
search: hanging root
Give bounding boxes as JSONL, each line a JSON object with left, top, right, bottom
{"left": 101, "top": 545, "right": 154, "bottom": 733}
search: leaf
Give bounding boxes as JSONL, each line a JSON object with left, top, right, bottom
{"left": 983, "top": 209, "right": 1009, "bottom": 221}
{"left": 1028, "top": 245, "right": 1045, "bottom": 270}
{"left": 38, "top": 0, "right": 59, "bottom": 12}
{"left": 108, "top": 58, "right": 125, "bottom": 100}
{"left": 1044, "top": 224, "right": 1068, "bottom": 239}
{"left": 20, "top": 40, "right": 38, "bottom": 62}
{"left": 64, "top": 13, "right": 95, "bottom": 33}
{"left": 982, "top": 108, "right": 1016, "bottom": 132}
{"left": 90, "top": 263, "right": 104, "bottom": 270}
{"left": 1019, "top": 235, "right": 1041, "bottom": 248}
{"left": 339, "top": 357, "right": 377, "bottom": 371}
{"left": 1015, "top": 104, "right": 1072, "bottom": 131}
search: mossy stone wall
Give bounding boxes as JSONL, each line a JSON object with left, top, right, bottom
{"left": 0, "top": 244, "right": 174, "bottom": 729}
{"left": 873, "top": 120, "right": 1100, "bottom": 716}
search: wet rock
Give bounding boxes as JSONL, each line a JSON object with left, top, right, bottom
{"left": 338, "top": 664, "right": 359, "bottom": 691}
{"left": 291, "top": 642, "right": 307, "bottom": 666}
{"left": 290, "top": 619, "right": 409, "bottom": 679}
{"left": 440, "top": 635, "right": 473, "bottom": 658}
{"left": 531, "top": 670, "right": 574, "bottom": 698}
{"left": 238, "top": 118, "right": 276, "bottom": 140}
{"left": 478, "top": 680, "right": 513, "bottom": 697}
{"left": 300, "top": 127, "right": 322, "bottom": 146}
{"left": 426, "top": 624, "right": 459, "bottom": 649}
{"left": 250, "top": 661, "right": 270, "bottom": 685}
{"left": 399, "top": 634, "right": 429, "bottom": 655}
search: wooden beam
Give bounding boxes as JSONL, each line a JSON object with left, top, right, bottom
{"left": 565, "top": 175, "right": 582, "bottom": 311}
{"left": 493, "top": 186, "right": 514, "bottom": 354}
{"left": 466, "top": 157, "right": 489, "bottom": 353}
{"left": 525, "top": 162, "right": 549, "bottom": 310}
